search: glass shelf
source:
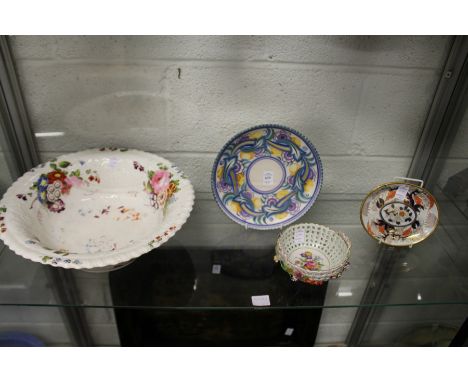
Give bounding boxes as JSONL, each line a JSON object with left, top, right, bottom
{"left": 0, "top": 191, "right": 467, "bottom": 312}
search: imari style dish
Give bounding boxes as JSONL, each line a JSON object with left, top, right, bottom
{"left": 0, "top": 148, "right": 194, "bottom": 270}
{"left": 212, "top": 125, "right": 323, "bottom": 230}
{"left": 360, "top": 181, "right": 439, "bottom": 247}
{"left": 274, "top": 223, "right": 351, "bottom": 285}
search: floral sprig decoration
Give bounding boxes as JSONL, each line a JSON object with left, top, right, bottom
{"left": 135, "top": 161, "right": 180, "bottom": 210}
{"left": 297, "top": 251, "right": 323, "bottom": 271}
{"left": 29, "top": 159, "right": 99, "bottom": 213}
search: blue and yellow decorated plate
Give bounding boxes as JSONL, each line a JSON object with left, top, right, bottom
{"left": 211, "top": 125, "right": 323, "bottom": 230}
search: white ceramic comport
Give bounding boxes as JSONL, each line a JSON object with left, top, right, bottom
{"left": 0, "top": 148, "right": 194, "bottom": 270}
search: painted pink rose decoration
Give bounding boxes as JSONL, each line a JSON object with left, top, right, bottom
{"left": 134, "top": 161, "right": 181, "bottom": 210}
{"left": 65, "top": 176, "right": 85, "bottom": 188}
{"left": 150, "top": 170, "right": 170, "bottom": 194}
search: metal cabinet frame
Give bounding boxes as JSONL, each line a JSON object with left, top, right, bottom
{"left": 347, "top": 36, "right": 468, "bottom": 346}
{"left": 0, "top": 36, "right": 93, "bottom": 346}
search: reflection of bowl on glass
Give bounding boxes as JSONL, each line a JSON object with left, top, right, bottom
{"left": 0, "top": 149, "right": 194, "bottom": 270}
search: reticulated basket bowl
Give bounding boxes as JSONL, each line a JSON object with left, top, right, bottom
{"left": 0, "top": 148, "right": 195, "bottom": 270}
{"left": 274, "top": 223, "right": 351, "bottom": 285}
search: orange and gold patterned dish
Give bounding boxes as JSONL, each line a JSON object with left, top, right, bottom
{"left": 360, "top": 182, "right": 439, "bottom": 247}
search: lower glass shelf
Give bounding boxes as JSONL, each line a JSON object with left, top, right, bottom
{"left": 0, "top": 188, "right": 467, "bottom": 311}
{"left": 1, "top": 242, "right": 468, "bottom": 310}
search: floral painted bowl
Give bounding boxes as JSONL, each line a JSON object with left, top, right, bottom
{"left": 0, "top": 148, "right": 194, "bottom": 270}
{"left": 360, "top": 182, "right": 439, "bottom": 247}
{"left": 274, "top": 223, "right": 351, "bottom": 285}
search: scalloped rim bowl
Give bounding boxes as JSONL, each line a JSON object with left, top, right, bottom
{"left": 0, "top": 148, "right": 195, "bottom": 270}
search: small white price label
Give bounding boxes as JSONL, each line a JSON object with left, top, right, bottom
{"left": 212, "top": 264, "right": 221, "bottom": 274}
{"left": 395, "top": 185, "right": 410, "bottom": 201}
{"left": 263, "top": 171, "right": 274, "bottom": 186}
{"left": 284, "top": 328, "right": 294, "bottom": 336}
{"left": 251, "top": 295, "right": 271, "bottom": 306}
{"left": 294, "top": 228, "right": 305, "bottom": 244}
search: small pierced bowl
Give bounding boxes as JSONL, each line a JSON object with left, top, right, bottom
{"left": 274, "top": 223, "right": 351, "bottom": 285}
